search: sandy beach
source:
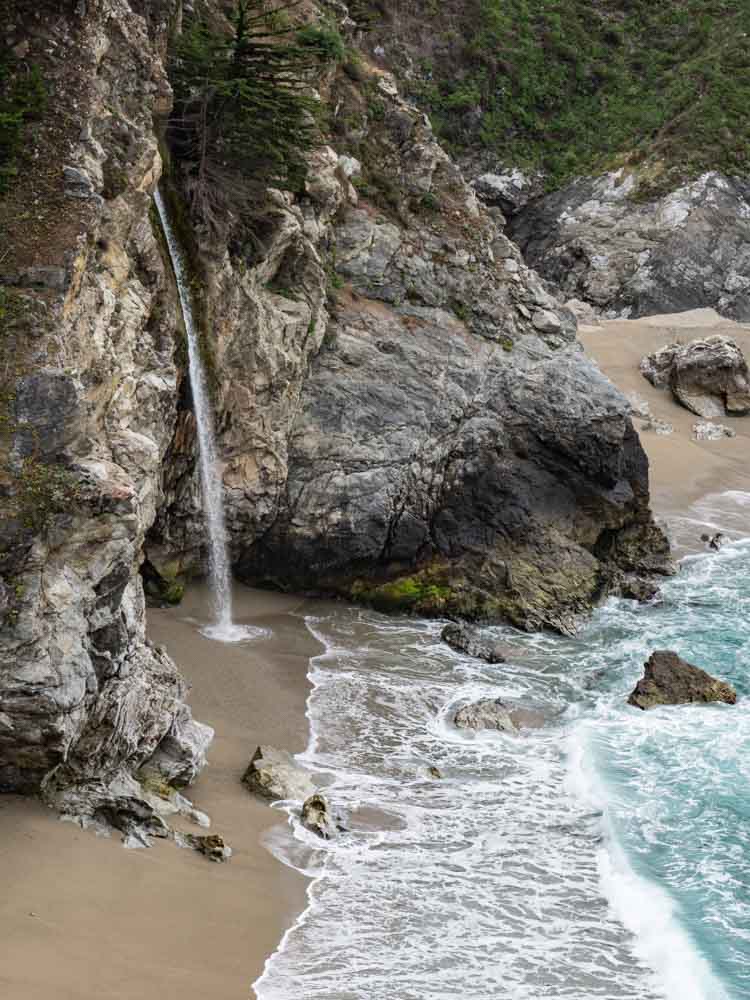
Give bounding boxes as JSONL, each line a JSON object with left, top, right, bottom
{"left": 1, "top": 308, "right": 749, "bottom": 999}
{"left": 0, "top": 585, "right": 317, "bottom": 1000}
{"left": 579, "top": 309, "right": 750, "bottom": 530}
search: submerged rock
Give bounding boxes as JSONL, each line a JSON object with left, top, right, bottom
{"left": 441, "top": 624, "right": 507, "bottom": 663}
{"left": 640, "top": 336, "right": 750, "bottom": 418}
{"left": 301, "top": 793, "right": 339, "bottom": 840}
{"left": 242, "top": 746, "right": 316, "bottom": 802}
{"left": 627, "top": 650, "right": 736, "bottom": 710}
{"left": 454, "top": 699, "right": 517, "bottom": 733}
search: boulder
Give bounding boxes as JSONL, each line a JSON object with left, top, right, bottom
{"left": 640, "top": 336, "right": 750, "bottom": 418}
{"left": 242, "top": 746, "right": 316, "bottom": 801}
{"left": 627, "top": 650, "right": 736, "bottom": 710}
{"left": 453, "top": 698, "right": 517, "bottom": 732}
{"left": 178, "top": 833, "right": 232, "bottom": 862}
{"left": 301, "top": 793, "right": 339, "bottom": 840}
{"left": 441, "top": 623, "right": 507, "bottom": 663}
{"left": 692, "top": 422, "right": 736, "bottom": 441}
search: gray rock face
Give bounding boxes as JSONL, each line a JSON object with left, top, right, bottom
{"left": 509, "top": 171, "right": 750, "bottom": 321}
{"left": 454, "top": 699, "right": 517, "bottom": 733}
{"left": 628, "top": 650, "right": 737, "bottom": 710}
{"left": 301, "top": 793, "right": 339, "bottom": 840}
{"left": 242, "top": 746, "right": 316, "bottom": 802}
{"left": 640, "top": 336, "right": 750, "bottom": 417}
{"left": 0, "top": 3, "right": 209, "bottom": 824}
{"left": 471, "top": 168, "right": 544, "bottom": 217}
{"left": 441, "top": 624, "right": 507, "bottom": 663}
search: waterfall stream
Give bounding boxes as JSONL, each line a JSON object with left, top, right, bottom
{"left": 154, "top": 187, "right": 259, "bottom": 642}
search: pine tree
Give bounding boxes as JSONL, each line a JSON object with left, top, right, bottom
{"left": 168, "top": 0, "right": 320, "bottom": 235}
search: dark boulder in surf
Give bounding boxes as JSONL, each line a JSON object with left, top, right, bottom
{"left": 441, "top": 624, "right": 508, "bottom": 663}
{"left": 627, "top": 650, "right": 736, "bottom": 710}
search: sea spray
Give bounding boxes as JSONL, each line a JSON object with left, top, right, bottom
{"left": 256, "top": 502, "right": 750, "bottom": 1000}
{"left": 154, "top": 188, "right": 261, "bottom": 642}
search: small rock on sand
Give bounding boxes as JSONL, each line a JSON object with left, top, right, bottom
{"left": 242, "top": 746, "right": 316, "bottom": 801}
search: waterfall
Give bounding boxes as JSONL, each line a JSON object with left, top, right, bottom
{"left": 154, "top": 187, "right": 256, "bottom": 642}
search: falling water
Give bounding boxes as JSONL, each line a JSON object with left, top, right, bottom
{"left": 154, "top": 187, "right": 258, "bottom": 642}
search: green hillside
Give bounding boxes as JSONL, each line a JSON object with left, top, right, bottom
{"left": 385, "top": 0, "right": 750, "bottom": 195}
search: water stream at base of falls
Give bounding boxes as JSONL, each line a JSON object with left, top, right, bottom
{"left": 154, "top": 187, "right": 261, "bottom": 643}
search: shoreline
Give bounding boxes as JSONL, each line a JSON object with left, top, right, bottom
{"left": 0, "top": 585, "right": 319, "bottom": 1000}
{"left": 579, "top": 309, "right": 750, "bottom": 553}
{"left": 1, "top": 308, "right": 749, "bottom": 997}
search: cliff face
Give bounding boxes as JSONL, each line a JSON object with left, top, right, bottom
{"left": 362, "top": 1, "right": 750, "bottom": 321}
{"left": 0, "top": 0, "right": 210, "bottom": 827}
{"left": 1, "top": 0, "right": 670, "bottom": 803}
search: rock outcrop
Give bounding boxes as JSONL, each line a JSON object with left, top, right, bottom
{"left": 640, "top": 336, "right": 750, "bottom": 418}
{"left": 627, "top": 650, "right": 737, "bottom": 710}
{"left": 242, "top": 746, "right": 315, "bottom": 802}
{"left": 454, "top": 699, "right": 517, "bottom": 733}
{"left": 301, "top": 793, "right": 339, "bottom": 840}
{"left": 509, "top": 171, "right": 750, "bottom": 321}
{"left": 0, "top": 1, "right": 209, "bottom": 827}
{"left": 441, "top": 624, "right": 507, "bottom": 664}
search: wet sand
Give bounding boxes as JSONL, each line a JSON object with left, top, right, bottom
{"left": 579, "top": 309, "right": 750, "bottom": 537}
{"left": 0, "top": 585, "right": 318, "bottom": 1000}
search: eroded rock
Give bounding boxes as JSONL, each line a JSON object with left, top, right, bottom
{"left": 441, "top": 624, "right": 507, "bottom": 663}
{"left": 692, "top": 422, "right": 737, "bottom": 441}
{"left": 242, "top": 746, "right": 315, "bottom": 801}
{"left": 454, "top": 698, "right": 517, "bottom": 733}
{"left": 627, "top": 650, "right": 736, "bottom": 710}
{"left": 640, "top": 336, "right": 750, "bottom": 417}
{"left": 301, "top": 793, "right": 339, "bottom": 840}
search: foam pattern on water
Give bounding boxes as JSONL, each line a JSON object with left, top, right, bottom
{"left": 256, "top": 526, "right": 750, "bottom": 1000}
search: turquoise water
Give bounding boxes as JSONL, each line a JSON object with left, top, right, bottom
{"left": 256, "top": 501, "right": 750, "bottom": 1000}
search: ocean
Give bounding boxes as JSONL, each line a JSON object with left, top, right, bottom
{"left": 255, "top": 493, "right": 750, "bottom": 1000}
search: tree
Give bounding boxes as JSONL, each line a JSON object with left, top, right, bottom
{"left": 168, "top": 0, "right": 320, "bottom": 236}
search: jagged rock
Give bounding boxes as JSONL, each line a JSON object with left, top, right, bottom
{"left": 510, "top": 170, "right": 750, "bottom": 321}
{"left": 565, "top": 298, "right": 599, "bottom": 326}
{"left": 441, "top": 623, "right": 507, "bottom": 663}
{"left": 620, "top": 576, "right": 660, "bottom": 603}
{"left": 471, "top": 168, "right": 544, "bottom": 217}
{"left": 626, "top": 392, "right": 651, "bottom": 419}
{"left": 640, "top": 336, "right": 750, "bottom": 417}
{"left": 454, "top": 699, "right": 517, "bottom": 733}
{"left": 0, "top": 3, "right": 209, "bottom": 812}
{"left": 640, "top": 418, "right": 674, "bottom": 436}
{"left": 627, "top": 650, "right": 737, "bottom": 710}
{"left": 301, "top": 793, "right": 339, "bottom": 840}
{"left": 242, "top": 746, "right": 316, "bottom": 802}
{"left": 426, "top": 765, "right": 443, "bottom": 779}
{"left": 178, "top": 833, "right": 232, "bottom": 862}
{"left": 144, "top": 714, "right": 214, "bottom": 788}
{"left": 693, "top": 422, "right": 737, "bottom": 441}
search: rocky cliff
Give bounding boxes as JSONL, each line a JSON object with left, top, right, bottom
{"left": 0, "top": 0, "right": 210, "bottom": 830}
{"left": 0, "top": 0, "right": 670, "bottom": 807}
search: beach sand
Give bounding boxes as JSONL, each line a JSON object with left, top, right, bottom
{"left": 0, "top": 585, "right": 317, "bottom": 1000}
{"left": 579, "top": 309, "right": 750, "bottom": 550}
{"left": 2, "top": 308, "right": 749, "bottom": 999}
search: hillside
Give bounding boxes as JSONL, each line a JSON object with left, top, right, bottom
{"left": 367, "top": 0, "right": 750, "bottom": 197}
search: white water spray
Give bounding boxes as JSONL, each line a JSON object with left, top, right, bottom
{"left": 155, "top": 188, "right": 261, "bottom": 643}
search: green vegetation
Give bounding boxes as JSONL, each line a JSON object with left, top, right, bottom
{"left": 351, "top": 574, "right": 454, "bottom": 613}
{"left": 410, "top": 0, "right": 750, "bottom": 193}
{"left": 296, "top": 24, "right": 346, "bottom": 63}
{"left": 168, "top": 0, "right": 321, "bottom": 232}
{"left": 16, "top": 459, "right": 81, "bottom": 531}
{"left": 0, "top": 47, "right": 45, "bottom": 195}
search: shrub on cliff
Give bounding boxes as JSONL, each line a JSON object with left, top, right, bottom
{"left": 168, "top": 0, "right": 320, "bottom": 233}
{"left": 0, "top": 47, "right": 45, "bottom": 195}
